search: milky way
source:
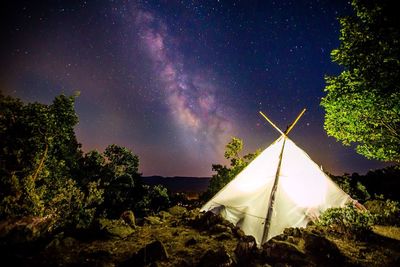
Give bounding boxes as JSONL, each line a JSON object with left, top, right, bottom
{"left": 134, "top": 9, "right": 233, "bottom": 155}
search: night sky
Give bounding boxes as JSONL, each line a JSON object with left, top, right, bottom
{"left": 0, "top": 0, "right": 389, "bottom": 177}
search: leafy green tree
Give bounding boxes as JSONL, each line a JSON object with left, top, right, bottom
{"left": 0, "top": 92, "right": 103, "bottom": 230}
{"left": 77, "top": 144, "right": 150, "bottom": 217}
{"left": 321, "top": 0, "right": 400, "bottom": 162}
{"left": 101, "top": 144, "right": 142, "bottom": 217}
{"left": 203, "top": 137, "right": 260, "bottom": 200}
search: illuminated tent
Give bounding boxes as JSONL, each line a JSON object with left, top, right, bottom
{"left": 201, "top": 109, "right": 352, "bottom": 245}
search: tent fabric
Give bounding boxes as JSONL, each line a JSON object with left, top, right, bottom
{"left": 201, "top": 135, "right": 351, "bottom": 245}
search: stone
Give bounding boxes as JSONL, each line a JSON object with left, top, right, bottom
{"left": 191, "top": 211, "right": 225, "bottom": 231}
{"left": 144, "top": 216, "right": 163, "bottom": 225}
{"left": 215, "top": 232, "right": 233, "bottom": 241}
{"left": 233, "top": 227, "right": 246, "bottom": 238}
{"left": 168, "top": 206, "right": 187, "bottom": 217}
{"left": 121, "top": 210, "right": 136, "bottom": 228}
{"left": 234, "top": 235, "right": 258, "bottom": 264}
{"left": 303, "top": 232, "right": 344, "bottom": 266}
{"left": 199, "top": 247, "right": 233, "bottom": 267}
{"left": 210, "top": 223, "right": 230, "bottom": 234}
{"left": 96, "top": 218, "right": 134, "bottom": 239}
{"left": 157, "top": 211, "right": 172, "bottom": 220}
{"left": 283, "top": 227, "right": 302, "bottom": 237}
{"left": 262, "top": 238, "right": 310, "bottom": 266}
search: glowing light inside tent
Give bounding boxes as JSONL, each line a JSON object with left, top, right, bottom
{"left": 279, "top": 147, "right": 329, "bottom": 208}
{"left": 280, "top": 173, "right": 327, "bottom": 207}
{"left": 233, "top": 174, "right": 273, "bottom": 193}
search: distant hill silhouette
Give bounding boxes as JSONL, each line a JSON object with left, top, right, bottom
{"left": 142, "top": 176, "right": 210, "bottom": 194}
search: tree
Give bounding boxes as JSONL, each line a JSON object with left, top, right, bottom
{"left": 321, "top": 0, "right": 400, "bottom": 162}
{"left": 203, "top": 137, "right": 260, "bottom": 200}
{"left": 0, "top": 92, "right": 103, "bottom": 229}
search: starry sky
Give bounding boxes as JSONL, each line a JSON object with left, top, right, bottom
{"left": 0, "top": 0, "right": 389, "bottom": 177}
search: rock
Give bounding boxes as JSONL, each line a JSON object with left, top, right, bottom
{"left": 262, "top": 238, "right": 310, "bottom": 266}
{"left": 233, "top": 227, "right": 245, "bottom": 238}
{"left": 283, "top": 227, "right": 302, "bottom": 237}
{"left": 96, "top": 218, "right": 134, "bottom": 239}
{"left": 157, "top": 210, "right": 172, "bottom": 220}
{"left": 185, "top": 237, "right": 197, "bottom": 246}
{"left": 144, "top": 216, "right": 163, "bottom": 225}
{"left": 303, "top": 232, "right": 344, "bottom": 266}
{"left": 216, "top": 232, "right": 233, "bottom": 241}
{"left": 121, "top": 240, "right": 168, "bottom": 267}
{"left": 185, "top": 208, "right": 200, "bottom": 221}
{"left": 121, "top": 210, "right": 136, "bottom": 228}
{"left": 210, "top": 224, "right": 230, "bottom": 234}
{"left": 168, "top": 206, "right": 187, "bottom": 217}
{"left": 234, "top": 235, "right": 258, "bottom": 264}
{"left": 199, "top": 246, "right": 233, "bottom": 267}
{"left": 191, "top": 211, "right": 225, "bottom": 231}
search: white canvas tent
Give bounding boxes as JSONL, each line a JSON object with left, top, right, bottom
{"left": 201, "top": 109, "right": 352, "bottom": 245}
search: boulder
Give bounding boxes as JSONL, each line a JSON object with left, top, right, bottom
{"left": 234, "top": 235, "right": 258, "bottom": 264}
{"left": 144, "top": 216, "right": 163, "bottom": 225}
{"left": 199, "top": 246, "right": 233, "bottom": 267}
{"left": 157, "top": 211, "right": 172, "bottom": 220}
{"left": 303, "top": 232, "right": 344, "bottom": 266}
{"left": 216, "top": 232, "right": 233, "bottom": 241}
{"left": 232, "top": 227, "right": 245, "bottom": 239}
{"left": 121, "top": 210, "right": 136, "bottom": 228}
{"left": 283, "top": 227, "right": 302, "bottom": 238}
{"left": 210, "top": 224, "right": 230, "bottom": 234}
{"left": 262, "top": 238, "right": 310, "bottom": 266}
{"left": 96, "top": 218, "right": 134, "bottom": 239}
{"left": 121, "top": 240, "right": 168, "bottom": 267}
{"left": 191, "top": 211, "right": 225, "bottom": 231}
{"left": 168, "top": 206, "right": 187, "bottom": 217}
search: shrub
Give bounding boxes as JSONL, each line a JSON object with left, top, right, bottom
{"left": 364, "top": 198, "right": 400, "bottom": 226}
{"left": 316, "top": 203, "right": 374, "bottom": 239}
{"left": 134, "top": 184, "right": 171, "bottom": 216}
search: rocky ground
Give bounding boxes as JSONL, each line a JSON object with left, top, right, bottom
{"left": 1, "top": 206, "right": 399, "bottom": 266}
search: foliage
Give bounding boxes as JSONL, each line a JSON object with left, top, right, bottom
{"left": 77, "top": 145, "right": 144, "bottom": 217}
{"left": 364, "top": 197, "right": 400, "bottom": 226}
{"left": 135, "top": 184, "right": 170, "bottom": 216}
{"left": 321, "top": 0, "right": 400, "bottom": 162}
{"left": 77, "top": 144, "right": 172, "bottom": 217}
{"left": 0, "top": 92, "right": 103, "bottom": 230}
{"left": 329, "top": 166, "right": 400, "bottom": 202}
{"left": 330, "top": 173, "right": 371, "bottom": 203}
{"left": 316, "top": 203, "right": 374, "bottom": 239}
{"left": 203, "top": 137, "right": 260, "bottom": 200}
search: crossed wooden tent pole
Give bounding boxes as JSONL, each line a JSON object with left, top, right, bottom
{"left": 259, "top": 108, "right": 307, "bottom": 136}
